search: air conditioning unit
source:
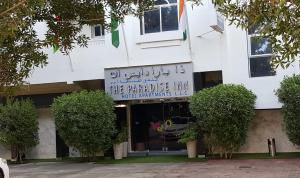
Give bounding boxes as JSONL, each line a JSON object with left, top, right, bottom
{"left": 209, "top": 12, "right": 224, "bottom": 33}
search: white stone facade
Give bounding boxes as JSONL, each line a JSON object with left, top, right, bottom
{"left": 1, "top": 1, "right": 300, "bottom": 159}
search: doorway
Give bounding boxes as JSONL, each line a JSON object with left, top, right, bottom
{"left": 131, "top": 102, "right": 193, "bottom": 151}
{"left": 56, "top": 131, "right": 69, "bottom": 158}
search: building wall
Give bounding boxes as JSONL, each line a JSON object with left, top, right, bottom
{"left": 0, "top": 108, "right": 56, "bottom": 160}
{"left": 223, "top": 24, "right": 299, "bottom": 109}
{"left": 0, "top": 145, "right": 10, "bottom": 160}
{"left": 8, "top": 1, "right": 300, "bottom": 157}
{"left": 240, "top": 110, "right": 300, "bottom": 153}
{"left": 26, "top": 1, "right": 299, "bottom": 110}
{"left": 26, "top": 108, "right": 56, "bottom": 159}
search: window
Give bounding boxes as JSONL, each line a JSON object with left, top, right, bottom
{"left": 91, "top": 24, "right": 105, "bottom": 38}
{"left": 248, "top": 26, "right": 275, "bottom": 77}
{"left": 140, "top": 0, "right": 178, "bottom": 35}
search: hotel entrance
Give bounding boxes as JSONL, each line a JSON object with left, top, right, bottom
{"left": 131, "top": 101, "right": 193, "bottom": 152}
{"left": 105, "top": 62, "right": 197, "bottom": 153}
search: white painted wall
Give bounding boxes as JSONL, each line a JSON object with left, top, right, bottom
{"left": 27, "top": 108, "right": 56, "bottom": 159}
{"left": 27, "top": 1, "right": 299, "bottom": 109}
{"left": 0, "top": 108, "right": 57, "bottom": 160}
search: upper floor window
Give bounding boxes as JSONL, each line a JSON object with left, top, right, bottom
{"left": 91, "top": 24, "right": 105, "bottom": 38}
{"left": 140, "top": 0, "right": 179, "bottom": 35}
{"left": 248, "top": 25, "right": 275, "bottom": 77}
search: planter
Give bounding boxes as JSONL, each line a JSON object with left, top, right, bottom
{"left": 123, "top": 142, "right": 128, "bottom": 158}
{"left": 113, "top": 143, "right": 123, "bottom": 160}
{"left": 186, "top": 140, "right": 197, "bottom": 158}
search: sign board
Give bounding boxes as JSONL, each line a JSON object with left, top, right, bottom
{"left": 105, "top": 62, "right": 194, "bottom": 101}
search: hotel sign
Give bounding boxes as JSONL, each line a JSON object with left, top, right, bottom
{"left": 104, "top": 62, "right": 194, "bottom": 101}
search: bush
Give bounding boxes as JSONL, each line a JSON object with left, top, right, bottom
{"left": 277, "top": 75, "right": 300, "bottom": 145}
{"left": 189, "top": 84, "right": 256, "bottom": 158}
{"left": 114, "top": 126, "right": 128, "bottom": 144}
{"left": 0, "top": 99, "right": 39, "bottom": 163}
{"left": 52, "top": 90, "right": 116, "bottom": 159}
{"left": 178, "top": 124, "right": 198, "bottom": 144}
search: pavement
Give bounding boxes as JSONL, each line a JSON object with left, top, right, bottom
{"left": 9, "top": 159, "right": 300, "bottom": 178}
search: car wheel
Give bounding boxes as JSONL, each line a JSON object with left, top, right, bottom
{"left": 0, "top": 169, "right": 4, "bottom": 178}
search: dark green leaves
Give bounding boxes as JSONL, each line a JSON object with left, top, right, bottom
{"left": 189, "top": 84, "right": 256, "bottom": 158}
{"left": 210, "top": 0, "right": 300, "bottom": 69}
{"left": 0, "top": 0, "right": 155, "bottom": 95}
{"left": 277, "top": 75, "right": 300, "bottom": 145}
{"left": 0, "top": 99, "right": 39, "bottom": 162}
{"left": 51, "top": 90, "right": 116, "bottom": 158}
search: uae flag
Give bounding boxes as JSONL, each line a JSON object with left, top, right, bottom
{"left": 179, "top": 0, "right": 187, "bottom": 41}
{"left": 111, "top": 16, "right": 120, "bottom": 48}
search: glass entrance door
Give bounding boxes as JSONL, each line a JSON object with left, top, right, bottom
{"left": 131, "top": 102, "right": 192, "bottom": 151}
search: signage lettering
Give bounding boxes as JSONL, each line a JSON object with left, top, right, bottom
{"left": 105, "top": 63, "right": 194, "bottom": 101}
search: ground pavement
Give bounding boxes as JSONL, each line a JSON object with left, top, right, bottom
{"left": 9, "top": 159, "right": 300, "bottom": 178}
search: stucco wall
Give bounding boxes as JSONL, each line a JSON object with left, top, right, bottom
{"left": 26, "top": 108, "right": 56, "bottom": 159}
{"left": 0, "top": 145, "right": 10, "bottom": 160}
{"left": 240, "top": 109, "right": 300, "bottom": 153}
{"left": 0, "top": 108, "right": 56, "bottom": 160}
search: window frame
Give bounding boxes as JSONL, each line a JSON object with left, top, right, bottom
{"left": 247, "top": 28, "right": 276, "bottom": 78}
{"left": 140, "top": 1, "right": 179, "bottom": 35}
{"left": 91, "top": 24, "right": 105, "bottom": 39}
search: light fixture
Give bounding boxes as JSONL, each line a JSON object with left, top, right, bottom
{"left": 115, "top": 104, "right": 127, "bottom": 108}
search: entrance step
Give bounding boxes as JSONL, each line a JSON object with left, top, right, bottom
{"left": 148, "top": 150, "right": 187, "bottom": 156}
{"left": 128, "top": 150, "right": 187, "bottom": 157}
{"left": 128, "top": 151, "right": 148, "bottom": 157}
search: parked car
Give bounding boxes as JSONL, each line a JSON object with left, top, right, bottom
{"left": 0, "top": 158, "right": 9, "bottom": 178}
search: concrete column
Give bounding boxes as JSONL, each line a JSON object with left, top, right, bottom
{"left": 27, "top": 108, "right": 56, "bottom": 159}
{"left": 127, "top": 102, "right": 132, "bottom": 152}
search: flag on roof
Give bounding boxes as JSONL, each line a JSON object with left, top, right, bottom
{"left": 179, "top": 0, "right": 187, "bottom": 41}
{"left": 111, "top": 16, "right": 120, "bottom": 48}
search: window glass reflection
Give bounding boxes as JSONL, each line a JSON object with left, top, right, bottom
{"left": 251, "top": 37, "right": 272, "bottom": 55}
{"left": 162, "top": 6, "right": 178, "bottom": 32}
{"left": 250, "top": 57, "right": 275, "bottom": 77}
{"left": 144, "top": 8, "right": 160, "bottom": 34}
{"left": 155, "top": 0, "right": 177, "bottom": 5}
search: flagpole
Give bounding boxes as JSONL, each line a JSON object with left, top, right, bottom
{"left": 68, "top": 54, "right": 74, "bottom": 72}
{"left": 184, "top": 1, "right": 193, "bottom": 62}
{"left": 121, "top": 23, "right": 130, "bottom": 66}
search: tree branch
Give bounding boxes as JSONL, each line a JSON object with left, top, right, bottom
{"left": 0, "top": 0, "right": 27, "bottom": 18}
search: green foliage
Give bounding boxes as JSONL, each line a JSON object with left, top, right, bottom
{"left": 52, "top": 90, "right": 116, "bottom": 158}
{"left": 0, "top": 99, "right": 39, "bottom": 162}
{"left": 189, "top": 84, "right": 256, "bottom": 158}
{"left": 178, "top": 124, "right": 198, "bottom": 144}
{"left": 208, "top": 0, "right": 300, "bottom": 69}
{"left": 120, "top": 126, "right": 128, "bottom": 142}
{"left": 277, "top": 75, "right": 300, "bottom": 145}
{"left": 114, "top": 126, "right": 128, "bottom": 144}
{"left": 1, "top": 1, "right": 299, "bottom": 93}
{"left": 0, "top": 0, "right": 154, "bottom": 93}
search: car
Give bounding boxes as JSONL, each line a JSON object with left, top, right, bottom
{"left": 0, "top": 158, "right": 9, "bottom": 178}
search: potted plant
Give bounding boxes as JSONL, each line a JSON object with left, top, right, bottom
{"left": 113, "top": 132, "right": 124, "bottom": 160}
{"left": 178, "top": 124, "right": 198, "bottom": 158}
{"left": 121, "top": 127, "right": 128, "bottom": 158}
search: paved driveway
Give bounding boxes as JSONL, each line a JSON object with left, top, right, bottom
{"left": 10, "top": 159, "right": 300, "bottom": 178}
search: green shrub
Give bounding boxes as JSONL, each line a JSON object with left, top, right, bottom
{"left": 52, "top": 90, "right": 116, "bottom": 158}
{"left": 178, "top": 124, "right": 198, "bottom": 144}
{"left": 114, "top": 126, "right": 128, "bottom": 144}
{"left": 189, "top": 84, "right": 256, "bottom": 158}
{"left": 0, "top": 99, "right": 39, "bottom": 163}
{"left": 277, "top": 75, "right": 300, "bottom": 145}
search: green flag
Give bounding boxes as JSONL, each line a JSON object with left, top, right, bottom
{"left": 183, "top": 30, "right": 187, "bottom": 41}
{"left": 111, "top": 16, "right": 120, "bottom": 48}
{"left": 52, "top": 43, "right": 60, "bottom": 53}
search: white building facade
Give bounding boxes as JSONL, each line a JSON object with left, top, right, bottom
{"left": 1, "top": 1, "right": 299, "bottom": 159}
